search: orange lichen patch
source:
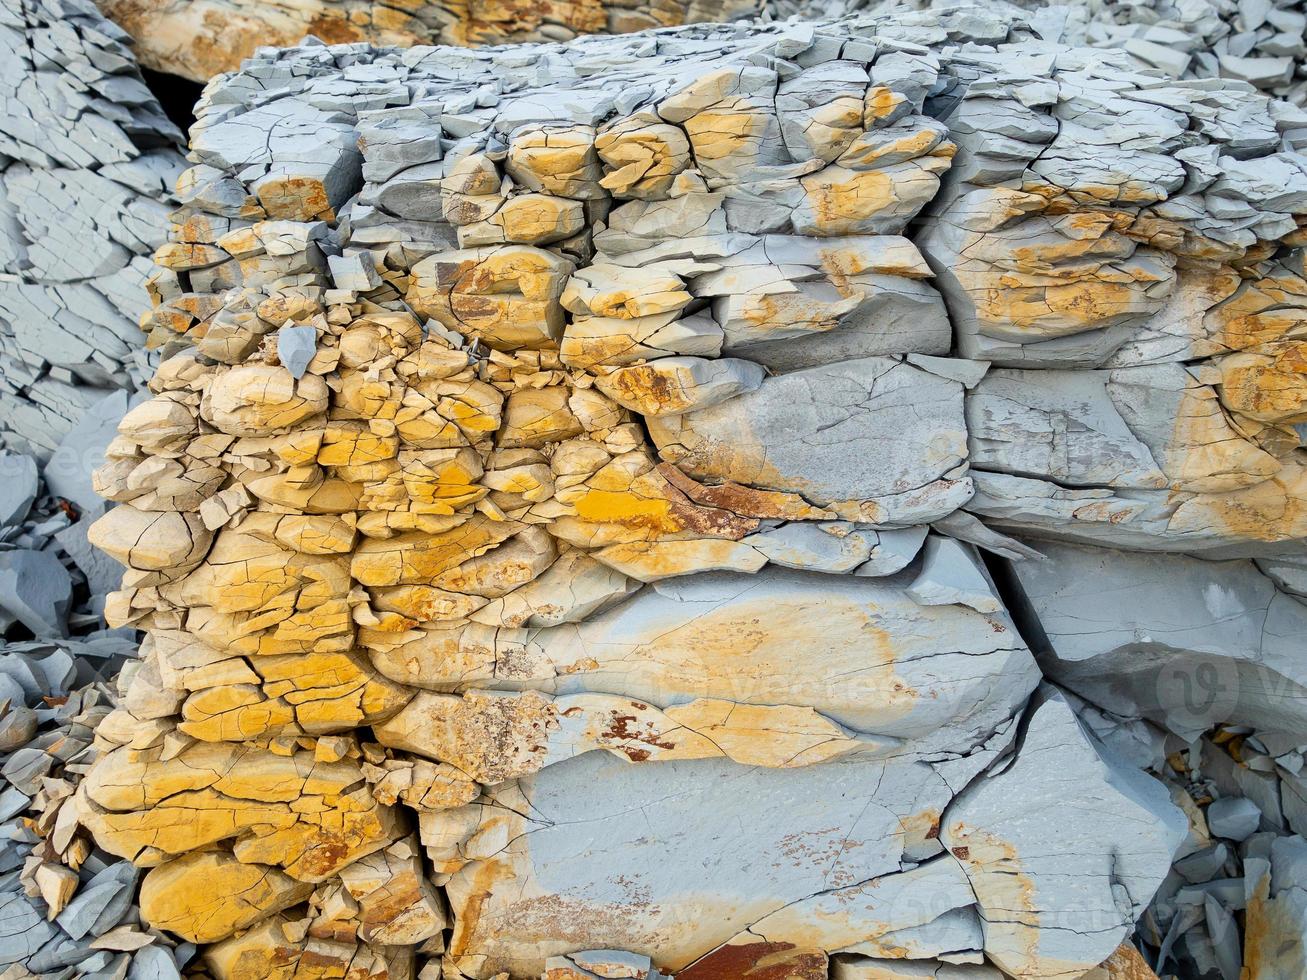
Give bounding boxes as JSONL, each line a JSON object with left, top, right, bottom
{"left": 140, "top": 851, "right": 314, "bottom": 943}
{"left": 678, "top": 941, "right": 827, "bottom": 980}
{"left": 79, "top": 742, "right": 402, "bottom": 882}
{"left": 661, "top": 700, "right": 861, "bottom": 767}
{"left": 1217, "top": 340, "right": 1307, "bottom": 424}
{"left": 255, "top": 176, "right": 336, "bottom": 223}
{"left": 863, "top": 85, "right": 906, "bottom": 123}
{"left": 594, "top": 537, "right": 765, "bottom": 579}
{"left": 1169, "top": 461, "right": 1307, "bottom": 543}
{"left": 350, "top": 516, "right": 521, "bottom": 586}
{"left": 1162, "top": 377, "right": 1282, "bottom": 493}
{"left": 595, "top": 361, "right": 698, "bottom": 414}
{"left": 1239, "top": 867, "right": 1273, "bottom": 980}
{"left": 374, "top": 690, "right": 558, "bottom": 783}
{"left": 798, "top": 152, "right": 952, "bottom": 237}
{"left": 204, "top": 915, "right": 413, "bottom": 980}
{"left": 1084, "top": 941, "right": 1162, "bottom": 980}
{"left": 305, "top": 11, "right": 368, "bottom": 43}
{"left": 567, "top": 460, "right": 760, "bottom": 543}
{"left": 801, "top": 167, "right": 892, "bottom": 231}
{"left": 1206, "top": 271, "right": 1307, "bottom": 353}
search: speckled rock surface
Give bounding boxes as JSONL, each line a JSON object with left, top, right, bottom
{"left": 18, "top": 6, "right": 1307, "bottom": 980}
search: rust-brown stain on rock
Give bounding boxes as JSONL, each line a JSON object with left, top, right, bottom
{"left": 677, "top": 941, "right": 827, "bottom": 980}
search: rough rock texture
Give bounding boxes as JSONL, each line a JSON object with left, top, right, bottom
{"left": 41, "top": 6, "right": 1307, "bottom": 980}
{"left": 91, "top": 0, "right": 1307, "bottom": 104}
{"left": 94, "top": 0, "right": 767, "bottom": 81}
{"left": 763, "top": 1, "right": 1307, "bottom": 105}
{"left": 0, "top": 0, "right": 185, "bottom": 460}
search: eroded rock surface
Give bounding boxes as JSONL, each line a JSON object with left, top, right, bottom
{"left": 56, "top": 7, "right": 1307, "bottom": 980}
{"left": 0, "top": 0, "right": 184, "bottom": 459}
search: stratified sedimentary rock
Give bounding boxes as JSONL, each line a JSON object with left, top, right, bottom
{"left": 94, "top": 0, "right": 769, "bottom": 81}
{"left": 0, "top": 0, "right": 184, "bottom": 459}
{"left": 55, "top": 4, "right": 1307, "bottom": 980}
{"left": 768, "top": 1, "right": 1307, "bottom": 104}
{"left": 91, "top": 0, "right": 1307, "bottom": 108}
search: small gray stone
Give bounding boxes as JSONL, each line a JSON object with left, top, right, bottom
{"left": 128, "top": 945, "right": 183, "bottom": 980}
{"left": 1208, "top": 797, "right": 1262, "bottom": 841}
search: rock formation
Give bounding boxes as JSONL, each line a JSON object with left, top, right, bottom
{"left": 91, "top": 0, "right": 1307, "bottom": 106}
{"left": 50, "top": 7, "right": 1307, "bottom": 980}
{"left": 0, "top": 0, "right": 185, "bottom": 459}
{"left": 93, "top": 0, "right": 768, "bottom": 82}
{"left": 769, "top": 0, "right": 1307, "bottom": 105}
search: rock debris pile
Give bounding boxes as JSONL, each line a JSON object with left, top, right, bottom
{"left": 0, "top": 342, "right": 171, "bottom": 976}
{"left": 0, "top": 0, "right": 184, "bottom": 459}
{"left": 52, "top": 8, "right": 1307, "bottom": 980}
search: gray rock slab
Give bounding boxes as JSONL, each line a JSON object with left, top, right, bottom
{"left": 0, "top": 549, "right": 72, "bottom": 637}
{"left": 0, "top": 453, "right": 38, "bottom": 526}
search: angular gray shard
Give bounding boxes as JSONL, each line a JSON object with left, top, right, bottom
{"left": 0, "top": 453, "right": 38, "bottom": 526}
{"left": 1207, "top": 797, "right": 1263, "bottom": 841}
{"left": 276, "top": 326, "right": 318, "bottom": 380}
{"left": 0, "top": 549, "right": 72, "bottom": 638}
{"left": 54, "top": 520, "right": 123, "bottom": 598}
{"left": 1010, "top": 540, "right": 1307, "bottom": 739}
{"left": 0, "top": 0, "right": 181, "bottom": 455}
{"left": 942, "top": 687, "right": 1186, "bottom": 979}
{"left": 127, "top": 945, "right": 184, "bottom": 980}
{"left": 42, "top": 390, "right": 130, "bottom": 519}
{"left": 905, "top": 536, "right": 1000, "bottom": 614}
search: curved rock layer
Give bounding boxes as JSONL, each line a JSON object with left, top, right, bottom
{"left": 73, "top": 10, "right": 1307, "bottom": 980}
{"left": 0, "top": 0, "right": 184, "bottom": 459}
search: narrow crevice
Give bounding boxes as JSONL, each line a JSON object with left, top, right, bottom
{"left": 140, "top": 67, "right": 204, "bottom": 136}
{"left": 978, "top": 546, "right": 1055, "bottom": 661}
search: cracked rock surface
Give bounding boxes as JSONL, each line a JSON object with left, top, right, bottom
{"left": 89, "top": 0, "right": 1307, "bottom": 102}
{"left": 27, "top": 6, "right": 1307, "bottom": 980}
{"left": 0, "top": 0, "right": 185, "bottom": 461}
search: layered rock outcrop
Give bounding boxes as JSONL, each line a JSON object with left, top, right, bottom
{"left": 0, "top": 0, "right": 184, "bottom": 458}
{"left": 93, "top": 0, "right": 1307, "bottom": 105}
{"left": 61, "top": 8, "right": 1307, "bottom": 980}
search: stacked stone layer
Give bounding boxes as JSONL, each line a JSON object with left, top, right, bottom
{"left": 67, "top": 10, "right": 1307, "bottom": 980}
{"left": 90, "top": 0, "right": 1307, "bottom": 106}
{"left": 93, "top": 0, "right": 765, "bottom": 82}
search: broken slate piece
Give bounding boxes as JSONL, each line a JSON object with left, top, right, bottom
{"left": 277, "top": 326, "right": 318, "bottom": 380}
{"left": 0, "top": 550, "right": 72, "bottom": 637}
{"left": 1208, "top": 797, "right": 1263, "bottom": 841}
{"left": 0, "top": 454, "right": 38, "bottom": 526}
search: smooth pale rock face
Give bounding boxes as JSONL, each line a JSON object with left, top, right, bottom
{"left": 648, "top": 358, "right": 971, "bottom": 523}
{"left": 1010, "top": 541, "right": 1307, "bottom": 739}
{"left": 942, "top": 689, "right": 1187, "bottom": 980}
{"left": 370, "top": 567, "right": 1040, "bottom": 753}
{"left": 65, "top": 8, "right": 1307, "bottom": 980}
{"left": 441, "top": 750, "right": 957, "bottom": 977}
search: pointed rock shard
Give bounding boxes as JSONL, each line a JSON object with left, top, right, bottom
{"left": 277, "top": 325, "right": 318, "bottom": 380}
{"left": 942, "top": 688, "right": 1186, "bottom": 979}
